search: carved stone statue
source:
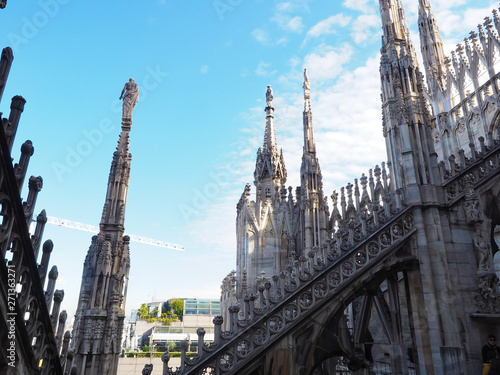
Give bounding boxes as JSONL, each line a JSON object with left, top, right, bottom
{"left": 119, "top": 78, "right": 139, "bottom": 121}
{"left": 303, "top": 68, "right": 310, "bottom": 92}
{"left": 463, "top": 175, "right": 483, "bottom": 224}
{"left": 474, "top": 272, "right": 500, "bottom": 314}
{"left": 473, "top": 225, "right": 492, "bottom": 274}
{"left": 266, "top": 85, "right": 273, "bottom": 107}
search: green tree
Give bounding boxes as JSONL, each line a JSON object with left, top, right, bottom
{"left": 167, "top": 341, "right": 176, "bottom": 352}
{"left": 137, "top": 303, "right": 149, "bottom": 320}
{"left": 170, "top": 299, "right": 184, "bottom": 321}
{"left": 150, "top": 307, "right": 159, "bottom": 318}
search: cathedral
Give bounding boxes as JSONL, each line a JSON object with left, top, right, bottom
{"left": 213, "top": 0, "right": 500, "bottom": 373}
{"left": 3, "top": 0, "right": 500, "bottom": 374}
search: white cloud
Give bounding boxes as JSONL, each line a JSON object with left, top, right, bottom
{"left": 288, "top": 16, "right": 304, "bottom": 32}
{"left": 255, "top": 62, "right": 277, "bottom": 76}
{"left": 306, "top": 14, "right": 351, "bottom": 38}
{"left": 343, "top": 0, "right": 376, "bottom": 14}
{"left": 351, "top": 14, "right": 381, "bottom": 43}
{"left": 252, "top": 28, "right": 271, "bottom": 45}
{"left": 200, "top": 65, "right": 209, "bottom": 74}
{"left": 272, "top": 13, "right": 305, "bottom": 33}
{"left": 303, "top": 44, "right": 354, "bottom": 81}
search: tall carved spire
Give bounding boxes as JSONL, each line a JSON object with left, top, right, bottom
{"left": 418, "top": 0, "right": 445, "bottom": 72}
{"left": 254, "top": 85, "right": 287, "bottom": 197}
{"left": 379, "top": 0, "right": 439, "bottom": 198}
{"left": 71, "top": 79, "right": 137, "bottom": 375}
{"left": 380, "top": 0, "right": 408, "bottom": 44}
{"left": 299, "top": 70, "right": 327, "bottom": 253}
{"left": 418, "top": 0, "right": 449, "bottom": 114}
{"left": 303, "top": 69, "right": 315, "bottom": 154}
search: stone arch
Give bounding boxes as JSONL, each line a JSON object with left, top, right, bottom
{"left": 489, "top": 109, "right": 500, "bottom": 138}
{"left": 296, "top": 256, "right": 418, "bottom": 374}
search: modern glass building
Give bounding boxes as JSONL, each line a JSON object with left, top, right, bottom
{"left": 183, "top": 299, "right": 220, "bottom": 315}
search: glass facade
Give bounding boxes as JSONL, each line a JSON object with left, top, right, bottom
{"left": 183, "top": 299, "right": 220, "bottom": 315}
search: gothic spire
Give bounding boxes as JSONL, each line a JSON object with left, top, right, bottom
{"left": 71, "top": 79, "right": 137, "bottom": 375}
{"left": 263, "top": 85, "right": 277, "bottom": 155}
{"left": 300, "top": 69, "right": 321, "bottom": 191}
{"left": 100, "top": 79, "right": 138, "bottom": 232}
{"left": 254, "top": 85, "right": 287, "bottom": 192}
{"left": 379, "top": 0, "right": 408, "bottom": 44}
{"left": 299, "top": 69, "right": 327, "bottom": 253}
{"left": 379, "top": 0, "right": 439, "bottom": 195}
{"left": 418, "top": 0, "right": 448, "bottom": 113}
{"left": 418, "top": 0, "right": 445, "bottom": 74}
{"left": 303, "top": 68, "right": 315, "bottom": 154}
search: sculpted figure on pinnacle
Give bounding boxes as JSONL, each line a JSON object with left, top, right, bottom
{"left": 119, "top": 78, "right": 139, "bottom": 122}
{"left": 266, "top": 85, "right": 273, "bottom": 108}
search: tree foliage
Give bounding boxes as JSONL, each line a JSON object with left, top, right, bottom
{"left": 137, "top": 303, "right": 149, "bottom": 320}
{"left": 170, "top": 299, "right": 184, "bottom": 320}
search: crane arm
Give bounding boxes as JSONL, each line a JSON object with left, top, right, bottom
{"left": 33, "top": 215, "right": 184, "bottom": 251}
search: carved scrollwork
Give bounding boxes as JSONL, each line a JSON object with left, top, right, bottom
{"left": 313, "top": 281, "right": 328, "bottom": 298}
{"left": 379, "top": 232, "right": 391, "bottom": 247}
{"left": 391, "top": 223, "right": 403, "bottom": 238}
{"left": 327, "top": 243, "right": 341, "bottom": 261}
{"left": 299, "top": 292, "right": 313, "bottom": 309}
{"left": 252, "top": 327, "right": 268, "bottom": 345}
{"left": 446, "top": 185, "right": 458, "bottom": 200}
{"left": 284, "top": 303, "right": 299, "bottom": 322}
{"left": 201, "top": 366, "right": 216, "bottom": 375}
{"left": 367, "top": 241, "right": 380, "bottom": 256}
{"left": 341, "top": 234, "right": 350, "bottom": 251}
{"left": 366, "top": 217, "right": 376, "bottom": 231}
{"left": 353, "top": 225, "right": 364, "bottom": 241}
{"left": 268, "top": 315, "right": 284, "bottom": 333}
{"left": 354, "top": 250, "right": 367, "bottom": 266}
{"left": 236, "top": 340, "right": 251, "bottom": 357}
{"left": 218, "top": 352, "right": 235, "bottom": 371}
{"left": 341, "top": 260, "right": 355, "bottom": 277}
{"left": 328, "top": 271, "right": 341, "bottom": 288}
{"left": 403, "top": 215, "right": 413, "bottom": 230}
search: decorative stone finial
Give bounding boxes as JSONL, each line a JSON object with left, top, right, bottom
{"left": 119, "top": 78, "right": 139, "bottom": 123}
{"left": 266, "top": 85, "right": 273, "bottom": 108}
{"left": 303, "top": 68, "right": 310, "bottom": 93}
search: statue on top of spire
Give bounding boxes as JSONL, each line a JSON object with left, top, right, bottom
{"left": 119, "top": 78, "right": 139, "bottom": 122}
{"left": 266, "top": 85, "right": 273, "bottom": 108}
{"left": 303, "top": 68, "right": 310, "bottom": 92}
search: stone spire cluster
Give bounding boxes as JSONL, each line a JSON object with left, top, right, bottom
{"left": 225, "top": 72, "right": 329, "bottom": 328}
{"left": 417, "top": 0, "right": 450, "bottom": 115}
{"left": 379, "top": 0, "right": 439, "bottom": 197}
{"left": 254, "top": 85, "right": 287, "bottom": 202}
{"left": 70, "top": 80, "right": 138, "bottom": 375}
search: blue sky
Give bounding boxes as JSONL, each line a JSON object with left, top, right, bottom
{"left": 2, "top": 0, "right": 497, "bottom": 321}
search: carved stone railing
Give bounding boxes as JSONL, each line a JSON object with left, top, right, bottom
{"left": 439, "top": 132, "right": 500, "bottom": 205}
{"left": 0, "top": 47, "right": 66, "bottom": 374}
{"left": 162, "top": 172, "right": 415, "bottom": 374}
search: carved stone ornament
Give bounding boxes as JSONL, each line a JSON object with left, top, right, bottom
{"left": 473, "top": 272, "right": 500, "bottom": 314}
{"left": 142, "top": 363, "right": 153, "bottom": 375}
{"left": 463, "top": 174, "right": 483, "bottom": 224}
{"left": 473, "top": 225, "right": 492, "bottom": 273}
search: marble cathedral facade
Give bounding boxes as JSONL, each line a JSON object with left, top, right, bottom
{"left": 221, "top": 71, "right": 331, "bottom": 328}
{"left": 211, "top": 0, "right": 500, "bottom": 373}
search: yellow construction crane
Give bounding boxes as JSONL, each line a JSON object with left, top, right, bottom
{"left": 32, "top": 215, "right": 184, "bottom": 251}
